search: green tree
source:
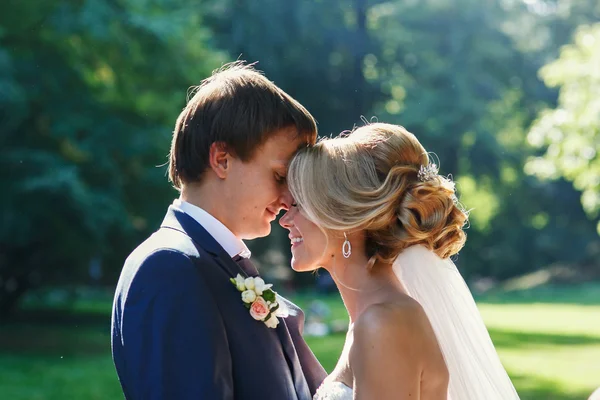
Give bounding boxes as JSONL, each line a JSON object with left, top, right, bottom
{"left": 526, "top": 23, "right": 600, "bottom": 234}
{"left": 349, "top": 0, "right": 599, "bottom": 278}
{"left": 0, "top": 0, "right": 224, "bottom": 317}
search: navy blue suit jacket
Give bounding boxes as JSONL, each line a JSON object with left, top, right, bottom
{"left": 111, "top": 206, "right": 326, "bottom": 399}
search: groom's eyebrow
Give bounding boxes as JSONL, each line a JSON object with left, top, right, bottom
{"left": 273, "top": 161, "right": 288, "bottom": 169}
{"left": 273, "top": 162, "right": 290, "bottom": 176}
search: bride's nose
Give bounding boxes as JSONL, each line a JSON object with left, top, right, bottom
{"left": 279, "top": 209, "right": 294, "bottom": 230}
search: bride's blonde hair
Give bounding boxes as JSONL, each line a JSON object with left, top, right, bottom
{"left": 288, "top": 123, "right": 468, "bottom": 265}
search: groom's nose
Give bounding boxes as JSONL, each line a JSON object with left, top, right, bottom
{"left": 279, "top": 186, "right": 294, "bottom": 211}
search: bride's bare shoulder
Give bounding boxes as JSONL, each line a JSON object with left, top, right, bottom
{"left": 351, "top": 297, "right": 446, "bottom": 371}
{"left": 354, "top": 297, "right": 429, "bottom": 339}
{"left": 348, "top": 298, "right": 448, "bottom": 397}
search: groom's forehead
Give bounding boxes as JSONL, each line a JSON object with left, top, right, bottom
{"left": 276, "top": 143, "right": 307, "bottom": 166}
{"left": 261, "top": 130, "right": 309, "bottom": 160}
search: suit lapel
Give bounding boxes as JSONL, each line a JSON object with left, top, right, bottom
{"left": 276, "top": 317, "right": 312, "bottom": 400}
{"left": 160, "top": 206, "right": 248, "bottom": 279}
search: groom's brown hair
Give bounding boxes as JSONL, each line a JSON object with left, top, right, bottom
{"left": 168, "top": 61, "right": 318, "bottom": 189}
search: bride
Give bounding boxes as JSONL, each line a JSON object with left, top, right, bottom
{"left": 279, "top": 123, "right": 519, "bottom": 399}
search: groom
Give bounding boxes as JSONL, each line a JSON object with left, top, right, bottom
{"left": 111, "top": 62, "right": 327, "bottom": 399}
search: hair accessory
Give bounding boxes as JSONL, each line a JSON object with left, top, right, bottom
{"left": 342, "top": 232, "right": 352, "bottom": 258}
{"left": 418, "top": 163, "right": 439, "bottom": 182}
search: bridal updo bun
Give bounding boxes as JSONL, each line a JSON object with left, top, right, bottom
{"left": 287, "top": 123, "right": 468, "bottom": 264}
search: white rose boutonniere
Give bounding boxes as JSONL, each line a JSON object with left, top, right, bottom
{"left": 264, "top": 314, "right": 279, "bottom": 329}
{"left": 230, "top": 274, "right": 285, "bottom": 329}
{"left": 233, "top": 274, "right": 246, "bottom": 292}
{"left": 241, "top": 290, "right": 257, "bottom": 304}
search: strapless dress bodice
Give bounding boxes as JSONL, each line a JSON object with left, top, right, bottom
{"left": 313, "top": 380, "right": 353, "bottom": 400}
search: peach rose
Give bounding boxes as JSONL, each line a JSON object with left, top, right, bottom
{"left": 249, "top": 297, "right": 270, "bottom": 321}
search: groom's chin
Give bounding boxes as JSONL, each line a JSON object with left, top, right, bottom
{"left": 260, "top": 222, "right": 273, "bottom": 236}
{"left": 243, "top": 224, "right": 272, "bottom": 240}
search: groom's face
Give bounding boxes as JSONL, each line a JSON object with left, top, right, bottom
{"left": 224, "top": 127, "right": 307, "bottom": 240}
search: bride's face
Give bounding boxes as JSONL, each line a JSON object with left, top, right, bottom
{"left": 279, "top": 204, "right": 333, "bottom": 272}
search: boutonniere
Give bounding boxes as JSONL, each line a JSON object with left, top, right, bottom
{"left": 230, "top": 274, "right": 289, "bottom": 328}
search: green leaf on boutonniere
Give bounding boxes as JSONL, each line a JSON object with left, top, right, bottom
{"left": 262, "top": 289, "right": 276, "bottom": 303}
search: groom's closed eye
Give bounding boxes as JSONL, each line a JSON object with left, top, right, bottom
{"left": 275, "top": 173, "right": 287, "bottom": 184}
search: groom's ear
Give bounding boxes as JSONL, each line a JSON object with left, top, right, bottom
{"left": 208, "top": 142, "right": 231, "bottom": 179}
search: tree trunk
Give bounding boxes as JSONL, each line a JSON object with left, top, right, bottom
{"left": 0, "top": 277, "right": 30, "bottom": 321}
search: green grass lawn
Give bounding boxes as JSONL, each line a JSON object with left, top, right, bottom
{"left": 0, "top": 310, "right": 122, "bottom": 399}
{"left": 1, "top": 284, "right": 598, "bottom": 400}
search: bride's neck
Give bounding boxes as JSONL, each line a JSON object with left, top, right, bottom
{"left": 326, "top": 256, "right": 400, "bottom": 324}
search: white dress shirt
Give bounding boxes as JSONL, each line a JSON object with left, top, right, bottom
{"left": 172, "top": 199, "right": 251, "bottom": 259}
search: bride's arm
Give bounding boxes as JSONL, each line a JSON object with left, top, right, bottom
{"left": 350, "top": 301, "right": 448, "bottom": 400}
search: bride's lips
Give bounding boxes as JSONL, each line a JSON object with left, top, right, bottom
{"left": 289, "top": 236, "right": 304, "bottom": 249}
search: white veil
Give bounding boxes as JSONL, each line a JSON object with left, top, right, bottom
{"left": 392, "top": 245, "right": 520, "bottom": 400}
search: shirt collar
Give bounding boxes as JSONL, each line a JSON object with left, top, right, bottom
{"left": 172, "top": 199, "right": 251, "bottom": 259}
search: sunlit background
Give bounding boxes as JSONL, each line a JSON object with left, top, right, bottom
{"left": 1, "top": 0, "right": 599, "bottom": 399}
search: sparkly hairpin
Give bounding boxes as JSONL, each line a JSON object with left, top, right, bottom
{"left": 417, "top": 163, "right": 439, "bottom": 182}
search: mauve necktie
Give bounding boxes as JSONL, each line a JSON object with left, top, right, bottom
{"left": 232, "top": 255, "right": 259, "bottom": 277}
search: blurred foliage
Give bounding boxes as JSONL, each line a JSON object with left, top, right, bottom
{"left": 0, "top": 0, "right": 224, "bottom": 316}
{"left": 1, "top": 0, "right": 600, "bottom": 317}
{"left": 526, "top": 23, "right": 600, "bottom": 234}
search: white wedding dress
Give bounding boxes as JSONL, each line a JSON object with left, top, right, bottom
{"left": 313, "top": 380, "right": 353, "bottom": 400}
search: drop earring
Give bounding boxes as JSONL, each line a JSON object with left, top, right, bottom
{"left": 342, "top": 232, "right": 352, "bottom": 259}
